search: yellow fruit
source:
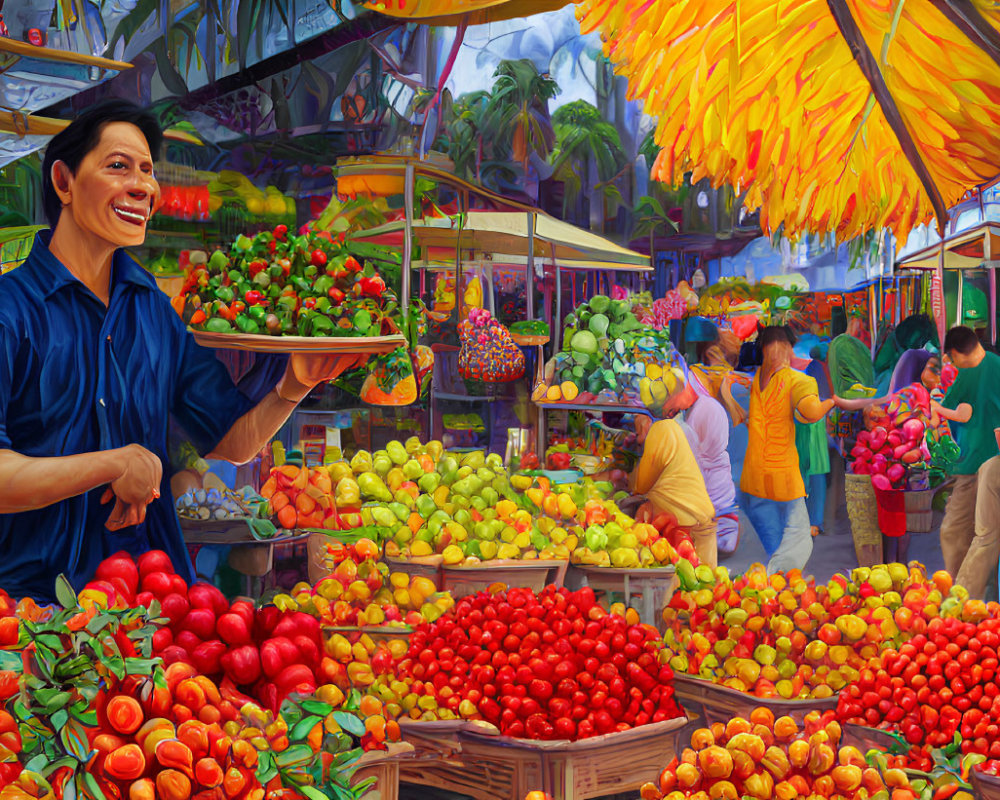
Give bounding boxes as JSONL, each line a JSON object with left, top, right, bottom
{"left": 546, "top": 385, "right": 562, "bottom": 401}
{"left": 442, "top": 545, "right": 464, "bottom": 565}
{"left": 410, "top": 540, "right": 433, "bottom": 556}
{"left": 560, "top": 381, "right": 579, "bottom": 401}
{"left": 557, "top": 494, "right": 577, "bottom": 519}
{"left": 389, "top": 572, "right": 409, "bottom": 589}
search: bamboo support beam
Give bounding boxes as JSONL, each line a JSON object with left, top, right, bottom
{"left": 0, "top": 111, "right": 199, "bottom": 144}
{"left": 826, "top": 0, "right": 950, "bottom": 233}
{"left": 0, "top": 39, "right": 132, "bottom": 71}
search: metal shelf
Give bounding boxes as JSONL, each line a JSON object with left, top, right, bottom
{"left": 534, "top": 401, "right": 651, "bottom": 416}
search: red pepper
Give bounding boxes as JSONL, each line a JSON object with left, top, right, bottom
{"left": 230, "top": 300, "right": 246, "bottom": 315}
{"left": 245, "top": 290, "right": 265, "bottom": 305}
{"left": 303, "top": 298, "right": 317, "bottom": 310}
{"left": 267, "top": 240, "right": 277, "bottom": 255}
{"left": 189, "top": 310, "right": 207, "bottom": 325}
{"left": 220, "top": 645, "right": 262, "bottom": 686}
{"left": 345, "top": 255, "right": 361, "bottom": 272}
{"left": 273, "top": 224, "right": 288, "bottom": 240}
{"left": 328, "top": 287, "right": 345, "bottom": 303}
{"left": 310, "top": 249, "right": 327, "bottom": 268}
{"left": 248, "top": 260, "right": 266, "bottom": 277}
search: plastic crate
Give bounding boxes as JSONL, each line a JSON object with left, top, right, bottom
{"left": 440, "top": 559, "right": 568, "bottom": 598}
{"left": 671, "top": 673, "right": 839, "bottom": 725}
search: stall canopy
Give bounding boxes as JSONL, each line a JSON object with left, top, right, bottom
{"left": 574, "top": 0, "right": 1000, "bottom": 245}
{"left": 897, "top": 223, "right": 1000, "bottom": 270}
{"left": 351, "top": 210, "right": 652, "bottom": 271}
{"left": 363, "top": 0, "right": 569, "bottom": 25}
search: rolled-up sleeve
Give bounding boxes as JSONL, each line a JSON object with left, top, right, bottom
{"left": 168, "top": 312, "right": 255, "bottom": 456}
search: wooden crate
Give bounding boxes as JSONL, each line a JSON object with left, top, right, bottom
{"left": 395, "top": 717, "right": 685, "bottom": 800}
{"left": 573, "top": 565, "right": 676, "bottom": 629}
{"left": 441, "top": 560, "right": 568, "bottom": 598}
{"left": 383, "top": 555, "right": 443, "bottom": 586}
{"left": 458, "top": 716, "right": 687, "bottom": 800}
{"left": 971, "top": 767, "right": 1000, "bottom": 800}
{"left": 672, "top": 674, "right": 838, "bottom": 725}
{"left": 350, "top": 742, "right": 414, "bottom": 800}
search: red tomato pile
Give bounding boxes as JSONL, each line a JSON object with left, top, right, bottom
{"left": 640, "top": 707, "right": 922, "bottom": 800}
{"left": 393, "top": 585, "right": 683, "bottom": 740}
{"left": 837, "top": 615, "right": 1000, "bottom": 770}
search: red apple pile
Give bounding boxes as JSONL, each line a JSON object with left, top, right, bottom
{"left": 392, "top": 585, "right": 683, "bottom": 740}
{"left": 837, "top": 615, "right": 1000, "bottom": 771}
{"left": 850, "top": 405, "right": 929, "bottom": 490}
{"left": 90, "top": 552, "right": 335, "bottom": 714}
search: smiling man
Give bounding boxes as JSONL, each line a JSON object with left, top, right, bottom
{"left": 0, "top": 101, "right": 354, "bottom": 602}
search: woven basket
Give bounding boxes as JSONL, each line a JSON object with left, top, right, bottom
{"left": 904, "top": 488, "right": 935, "bottom": 533}
{"left": 845, "top": 473, "right": 882, "bottom": 567}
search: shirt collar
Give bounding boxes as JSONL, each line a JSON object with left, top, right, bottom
{"left": 30, "top": 230, "right": 157, "bottom": 299}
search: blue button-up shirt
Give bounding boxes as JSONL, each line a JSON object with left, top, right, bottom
{"left": 0, "top": 232, "right": 254, "bottom": 602}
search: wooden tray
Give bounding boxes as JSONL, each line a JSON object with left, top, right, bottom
{"left": 179, "top": 518, "right": 307, "bottom": 546}
{"left": 383, "top": 556, "right": 444, "bottom": 585}
{"left": 511, "top": 333, "right": 549, "bottom": 346}
{"left": 190, "top": 330, "right": 406, "bottom": 354}
{"left": 671, "top": 673, "right": 839, "bottom": 724}
{"left": 440, "top": 559, "right": 568, "bottom": 598}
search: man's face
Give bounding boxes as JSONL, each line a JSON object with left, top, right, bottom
{"left": 55, "top": 122, "right": 159, "bottom": 248}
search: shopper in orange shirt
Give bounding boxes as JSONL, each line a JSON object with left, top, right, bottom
{"left": 741, "top": 326, "right": 836, "bottom": 573}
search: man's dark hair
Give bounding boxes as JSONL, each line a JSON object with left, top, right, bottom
{"left": 758, "top": 324, "right": 797, "bottom": 349}
{"left": 41, "top": 99, "right": 163, "bottom": 228}
{"left": 943, "top": 325, "right": 980, "bottom": 356}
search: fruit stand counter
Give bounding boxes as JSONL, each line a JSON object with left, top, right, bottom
{"left": 573, "top": 565, "right": 676, "bottom": 629}
{"left": 395, "top": 717, "right": 687, "bottom": 800}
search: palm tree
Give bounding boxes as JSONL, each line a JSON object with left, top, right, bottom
{"left": 484, "top": 59, "right": 559, "bottom": 172}
{"left": 550, "top": 100, "right": 626, "bottom": 228}
{"left": 421, "top": 60, "right": 559, "bottom": 196}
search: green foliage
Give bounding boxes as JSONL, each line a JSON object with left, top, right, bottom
{"left": 429, "top": 60, "right": 559, "bottom": 193}
{"left": 274, "top": 690, "right": 374, "bottom": 800}
{"left": 12, "top": 582, "right": 164, "bottom": 800}
{"left": 550, "top": 100, "right": 627, "bottom": 221}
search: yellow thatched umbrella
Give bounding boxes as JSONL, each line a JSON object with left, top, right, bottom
{"left": 363, "top": 0, "right": 568, "bottom": 25}
{"left": 575, "top": 0, "right": 1000, "bottom": 246}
